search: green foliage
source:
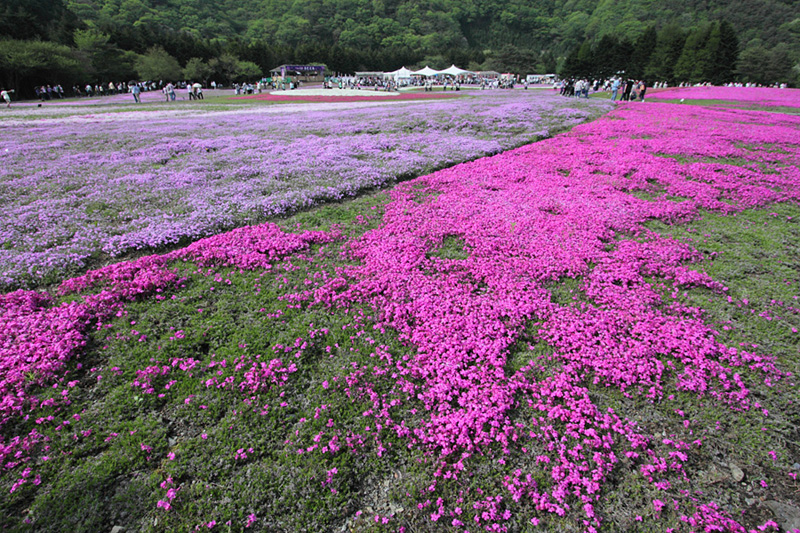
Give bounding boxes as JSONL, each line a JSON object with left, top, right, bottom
{"left": 485, "top": 44, "right": 538, "bottom": 75}
{"left": 738, "top": 42, "right": 797, "bottom": 85}
{"left": 0, "top": 38, "right": 81, "bottom": 88}
{"left": 182, "top": 57, "right": 212, "bottom": 83}
{"left": 1, "top": 0, "right": 799, "bottom": 93}
{"left": 0, "top": 0, "right": 80, "bottom": 43}
{"left": 233, "top": 60, "right": 262, "bottom": 82}
{"left": 207, "top": 53, "right": 241, "bottom": 83}
{"left": 74, "top": 28, "right": 137, "bottom": 81}
{"left": 709, "top": 20, "right": 739, "bottom": 85}
{"left": 626, "top": 25, "right": 657, "bottom": 79}
{"left": 674, "top": 23, "right": 714, "bottom": 84}
{"left": 591, "top": 34, "right": 631, "bottom": 79}
{"left": 135, "top": 45, "right": 182, "bottom": 81}
{"left": 644, "top": 23, "right": 686, "bottom": 84}
{"left": 559, "top": 19, "right": 752, "bottom": 85}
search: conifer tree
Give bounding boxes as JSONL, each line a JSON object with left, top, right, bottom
{"left": 707, "top": 20, "right": 739, "bottom": 84}
{"left": 626, "top": 26, "right": 657, "bottom": 80}
{"left": 674, "top": 24, "right": 712, "bottom": 83}
{"left": 645, "top": 23, "right": 686, "bottom": 85}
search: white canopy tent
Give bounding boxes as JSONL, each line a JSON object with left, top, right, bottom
{"left": 386, "top": 66, "right": 414, "bottom": 80}
{"left": 440, "top": 65, "right": 473, "bottom": 76}
{"left": 411, "top": 66, "right": 441, "bottom": 77}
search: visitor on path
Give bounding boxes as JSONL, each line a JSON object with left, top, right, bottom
{"left": 611, "top": 78, "right": 620, "bottom": 101}
{"left": 622, "top": 79, "right": 634, "bottom": 101}
{"left": 637, "top": 80, "right": 648, "bottom": 101}
{"left": 1, "top": 88, "right": 14, "bottom": 107}
{"left": 130, "top": 83, "right": 141, "bottom": 103}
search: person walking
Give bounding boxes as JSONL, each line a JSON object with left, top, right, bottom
{"left": 622, "top": 79, "right": 634, "bottom": 101}
{"left": 611, "top": 78, "right": 621, "bottom": 101}
{"left": 1, "top": 88, "right": 14, "bottom": 107}
{"left": 130, "top": 83, "right": 141, "bottom": 103}
{"left": 638, "top": 80, "right": 648, "bottom": 101}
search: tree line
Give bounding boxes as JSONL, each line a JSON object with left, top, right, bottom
{"left": 1, "top": 0, "right": 797, "bottom": 97}
{"left": 560, "top": 20, "right": 795, "bottom": 86}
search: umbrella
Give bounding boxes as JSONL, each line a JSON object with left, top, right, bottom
{"left": 192, "top": 83, "right": 202, "bottom": 88}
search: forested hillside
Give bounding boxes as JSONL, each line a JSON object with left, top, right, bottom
{"left": 1, "top": 0, "right": 798, "bottom": 94}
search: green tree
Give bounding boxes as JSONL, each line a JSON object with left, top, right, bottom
{"left": 764, "top": 43, "right": 795, "bottom": 84}
{"left": 0, "top": 38, "right": 81, "bottom": 92}
{"left": 135, "top": 46, "right": 181, "bottom": 81}
{"left": 233, "top": 60, "right": 262, "bottom": 81}
{"left": 74, "top": 28, "right": 136, "bottom": 81}
{"left": 539, "top": 50, "right": 557, "bottom": 74}
{"left": 737, "top": 44, "right": 769, "bottom": 84}
{"left": 0, "top": 0, "right": 80, "bottom": 43}
{"left": 592, "top": 34, "right": 627, "bottom": 79}
{"left": 208, "top": 53, "right": 241, "bottom": 83}
{"left": 674, "top": 24, "right": 712, "bottom": 83}
{"left": 645, "top": 23, "right": 686, "bottom": 84}
{"left": 709, "top": 20, "right": 739, "bottom": 85}
{"left": 736, "top": 41, "right": 795, "bottom": 85}
{"left": 183, "top": 57, "right": 212, "bottom": 82}
{"left": 626, "top": 25, "right": 657, "bottom": 80}
{"left": 486, "top": 44, "right": 537, "bottom": 74}
{"left": 560, "top": 39, "right": 592, "bottom": 78}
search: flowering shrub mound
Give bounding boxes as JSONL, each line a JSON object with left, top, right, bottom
{"left": 0, "top": 91, "right": 608, "bottom": 289}
{"left": 1, "top": 100, "right": 798, "bottom": 531}
{"left": 234, "top": 92, "right": 461, "bottom": 103}
{"left": 647, "top": 86, "right": 800, "bottom": 108}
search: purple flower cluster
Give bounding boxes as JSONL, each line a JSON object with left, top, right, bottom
{"left": 0, "top": 91, "right": 607, "bottom": 288}
{"left": 2, "top": 95, "right": 797, "bottom": 530}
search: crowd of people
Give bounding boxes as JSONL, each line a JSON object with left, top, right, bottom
{"left": 677, "top": 81, "right": 790, "bottom": 89}
{"left": 2, "top": 80, "right": 212, "bottom": 106}
{"left": 558, "top": 77, "right": 651, "bottom": 101}
{"left": 3, "top": 74, "right": 790, "bottom": 109}
{"left": 322, "top": 76, "right": 392, "bottom": 90}
{"left": 34, "top": 85, "right": 66, "bottom": 99}
{"left": 315, "top": 74, "right": 517, "bottom": 91}
{"left": 234, "top": 78, "right": 302, "bottom": 93}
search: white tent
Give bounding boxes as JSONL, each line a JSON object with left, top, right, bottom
{"left": 440, "top": 65, "right": 473, "bottom": 76}
{"left": 386, "top": 66, "right": 413, "bottom": 79}
{"left": 411, "top": 66, "right": 441, "bottom": 77}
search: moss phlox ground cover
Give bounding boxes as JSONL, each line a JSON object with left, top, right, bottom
{"left": 0, "top": 91, "right": 605, "bottom": 289}
{"left": 234, "top": 92, "right": 462, "bottom": 103}
{"left": 648, "top": 86, "right": 800, "bottom": 108}
{"left": 1, "top": 94, "right": 798, "bottom": 531}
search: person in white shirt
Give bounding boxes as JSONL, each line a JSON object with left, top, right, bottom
{"left": 1, "top": 89, "right": 14, "bottom": 107}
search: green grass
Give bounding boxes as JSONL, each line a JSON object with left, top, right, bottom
{"left": 2, "top": 90, "right": 799, "bottom": 530}
{"left": 3, "top": 189, "right": 799, "bottom": 532}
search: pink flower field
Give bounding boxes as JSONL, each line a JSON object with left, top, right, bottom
{"left": 1, "top": 90, "right": 799, "bottom": 532}
{"left": 647, "top": 86, "right": 800, "bottom": 108}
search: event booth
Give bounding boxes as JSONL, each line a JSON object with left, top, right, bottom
{"left": 269, "top": 65, "right": 325, "bottom": 82}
